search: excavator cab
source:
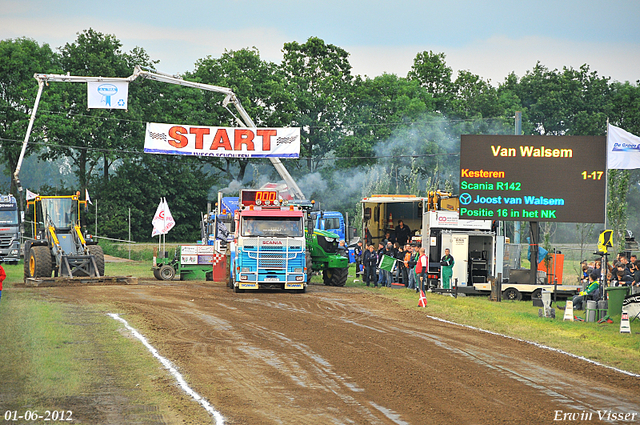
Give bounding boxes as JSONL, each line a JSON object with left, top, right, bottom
{"left": 24, "top": 193, "right": 104, "bottom": 279}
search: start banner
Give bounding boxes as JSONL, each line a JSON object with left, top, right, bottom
{"left": 144, "top": 123, "right": 300, "bottom": 158}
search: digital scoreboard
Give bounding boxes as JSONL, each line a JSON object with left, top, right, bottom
{"left": 240, "top": 189, "right": 280, "bottom": 206}
{"left": 459, "top": 135, "right": 606, "bottom": 223}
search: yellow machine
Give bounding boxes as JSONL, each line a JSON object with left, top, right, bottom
{"left": 24, "top": 193, "right": 104, "bottom": 279}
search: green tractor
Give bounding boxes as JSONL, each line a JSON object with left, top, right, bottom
{"left": 302, "top": 207, "right": 349, "bottom": 286}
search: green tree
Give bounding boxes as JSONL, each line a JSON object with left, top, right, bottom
{"left": 0, "top": 37, "right": 57, "bottom": 194}
{"left": 281, "top": 37, "right": 354, "bottom": 171}
{"left": 92, "top": 155, "right": 216, "bottom": 242}
{"left": 509, "top": 62, "right": 612, "bottom": 135}
{"left": 38, "top": 29, "right": 156, "bottom": 195}
{"left": 407, "top": 51, "right": 453, "bottom": 112}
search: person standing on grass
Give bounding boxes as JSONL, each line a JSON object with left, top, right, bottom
{"left": 415, "top": 247, "right": 428, "bottom": 293}
{"left": 0, "top": 263, "right": 5, "bottom": 302}
{"left": 440, "top": 248, "right": 455, "bottom": 290}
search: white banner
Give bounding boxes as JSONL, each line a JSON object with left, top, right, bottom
{"left": 151, "top": 198, "right": 176, "bottom": 237}
{"left": 87, "top": 81, "right": 129, "bottom": 109}
{"left": 144, "top": 122, "right": 300, "bottom": 158}
{"left": 607, "top": 123, "right": 640, "bottom": 169}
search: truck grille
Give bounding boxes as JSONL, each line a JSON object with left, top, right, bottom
{"left": 244, "top": 250, "right": 305, "bottom": 271}
{"left": 0, "top": 234, "right": 15, "bottom": 248}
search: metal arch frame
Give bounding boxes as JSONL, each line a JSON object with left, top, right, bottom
{"left": 13, "top": 65, "right": 305, "bottom": 200}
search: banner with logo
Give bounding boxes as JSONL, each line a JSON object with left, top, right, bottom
{"left": 607, "top": 123, "right": 640, "bottom": 169}
{"left": 144, "top": 123, "right": 300, "bottom": 158}
{"left": 87, "top": 81, "right": 129, "bottom": 109}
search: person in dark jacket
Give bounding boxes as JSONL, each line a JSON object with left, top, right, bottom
{"left": 363, "top": 244, "right": 378, "bottom": 287}
{"left": 354, "top": 241, "right": 364, "bottom": 275}
{"left": 395, "top": 220, "right": 411, "bottom": 246}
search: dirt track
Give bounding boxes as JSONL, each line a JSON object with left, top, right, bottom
{"left": 45, "top": 281, "right": 640, "bottom": 424}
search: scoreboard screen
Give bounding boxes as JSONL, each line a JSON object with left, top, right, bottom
{"left": 240, "top": 190, "right": 279, "bottom": 206}
{"left": 459, "top": 135, "right": 606, "bottom": 223}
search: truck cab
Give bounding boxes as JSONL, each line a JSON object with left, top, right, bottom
{"left": 229, "top": 189, "right": 307, "bottom": 292}
{"left": 0, "top": 194, "right": 21, "bottom": 264}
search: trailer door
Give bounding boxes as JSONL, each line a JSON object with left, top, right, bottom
{"left": 442, "top": 233, "right": 469, "bottom": 287}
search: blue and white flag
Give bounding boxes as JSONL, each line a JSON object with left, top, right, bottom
{"left": 607, "top": 124, "right": 640, "bottom": 169}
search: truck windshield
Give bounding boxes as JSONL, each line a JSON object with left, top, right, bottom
{"left": 0, "top": 209, "right": 18, "bottom": 225}
{"left": 241, "top": 217, "right": 303, "bottom": 237}
{"left": 41, "top": 198, "right": 77, "bottom": 229}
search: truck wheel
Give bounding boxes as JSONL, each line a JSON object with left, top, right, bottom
{"left": 531, "top": 288, "right": 542, "bottom": 300}
{"left": 159, "top": 264, "right": 176, "bottom": 281}
{"left": 27, "top": 246, "right": 52, "bottom": 278}
{"left": 87, "top": 245, "right": 105, "bottom": 276}
{"left": 503, "top": 287, "right": 522, "bottom": 301}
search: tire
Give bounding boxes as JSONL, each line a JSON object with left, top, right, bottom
{"left": 325, "top": 267, "right": 348, "bottom": 287}
{"left": 503, "top": 287, "right": 522, "bottom": 301}
{"left": 153, "top": 268, "right": 162, "bottom": 280}
{"left": 159, "top": 264, "right": 176, "bottom": 281}
{"left": 27, "top": 246, "right": 52, "bottom": 278}
{"left": 87, "top": 245, "right": 105, "bottom": 277}
{"left": 322, "top": 269, "right": 332, "bottom": 286}
{"left": 531, "top": 288, "right": 542, "bottom": 300}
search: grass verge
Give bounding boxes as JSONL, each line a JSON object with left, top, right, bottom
{"left": 0, "top": 283, "right": 210, "bottom": 424}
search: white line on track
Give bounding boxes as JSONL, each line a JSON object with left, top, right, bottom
{"left": 425, "top": 314, "right": 640, "bottom": 378}
{"left": 108, "top": 313, "right": 225, "bottom": 425}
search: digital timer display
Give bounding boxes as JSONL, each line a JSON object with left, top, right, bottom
{"left": 240, "top": 190, "right": 279, "bottom": 206}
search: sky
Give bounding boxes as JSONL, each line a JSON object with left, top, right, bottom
{"left": 1, "top": 0, "right": 639, "bottom": 85}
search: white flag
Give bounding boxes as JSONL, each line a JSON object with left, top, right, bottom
{"left": 87, "top": 81, "right": 129, "bottom": 109}
{"left": 607, "top": 123, "right": 640, "bottom": 169}
{"left": 151, "top": 198, "right": 165, "bottom": 237}
{"left": 26, "top": 189, "right": 39, "bottom": 201}
{"left": 151, "top": 198, "right": 176, "bottom": 237}
{"left": 85, "top": 189, "right": 93, "bottom": 205}
{"left": 162, "top": 198, "right": 176, "bottom": 234}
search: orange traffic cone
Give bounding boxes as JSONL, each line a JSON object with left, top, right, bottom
{"left": 418, "top": 290, "right": 427, "bottom": 307}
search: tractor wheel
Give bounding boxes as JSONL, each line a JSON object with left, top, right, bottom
{"left": 159, "top": 264, "right": 176, "bottom": 281}
{"left": 330, "top": 267, "right": 348, "bottom": 287}
{"left": 322, "top": 269, "right": 332, "bottom": 286}
{"left": 87, "top": 245, "right": 105, "bottom": 276}
{"left": 27, "top": 246, "right": 52, "bottom": 278}
{"left": 153, "top": 268, "right": 163, "bottom": 280}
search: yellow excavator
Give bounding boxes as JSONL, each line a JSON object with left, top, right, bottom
{"left": 24, "top": 192, "right": 104, "bottom": 279}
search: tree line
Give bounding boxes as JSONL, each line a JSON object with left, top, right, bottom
{"left": 1, "top": 29, "right": 639, "bottom": 244}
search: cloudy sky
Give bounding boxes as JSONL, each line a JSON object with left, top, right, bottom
{"left": 1, "top": 0, "right": 639, "bottom": 85}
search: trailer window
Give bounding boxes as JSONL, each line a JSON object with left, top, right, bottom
{"left": 241, "top": 217, "right": 303, "bottom": 237}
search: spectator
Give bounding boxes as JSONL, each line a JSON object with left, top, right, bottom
{"left": 408, "top": 244, "right": 420, "bottom": 291}
{"left": 415, "top": 247, "right": 429, "bottom": 293}
{"left": 403, "top": 244, "right": 412, "bottom": 289}
{"left": 395, "top": 244, "right": 406, "bottom": 286}
{"left": 0, "top": 263, "right": 5, "bottom": 302}
{"left": 377, "top": 243, "right": 387, "bottom": 287}
{"left": 615, "top": 268, "right": 633, "bottom": 286}
{"left": 383, "top": 242, "right": 395, "bottom": 287}
{"left": 363, "top": 244, "right": 378, "bottom": 287}
{"left": 572, "top": 272, "right": 601, "bottom": 310}
{"left": 395, "top": 220, "right": 411, "bottom": 246}
{"left": 440, "top": 248, "right": 455, "bottom": 290}
{"left": 354, "top": 241, "right": 364, "bottom": 275}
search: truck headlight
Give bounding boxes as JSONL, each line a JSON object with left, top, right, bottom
{"left": 241, "top": 267, "right": 251, "bottom": 272}
{"left": 240, "top": 275, "right": 248, "bottom": 281}
{"left": 10, "top": 249, "right": 18, "bottom": 255}
{"left": 294, "top": 268, "right": 303, "bottom": 273}
{"left": 295, "top": 276, "right": 304, "bottom": 281}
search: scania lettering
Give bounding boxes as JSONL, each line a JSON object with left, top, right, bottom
{"left": 0, "top": 195, "right": 20, "bottom": 264}
{"left": 229, "top": 189, "right": 307, "bottom": 293}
